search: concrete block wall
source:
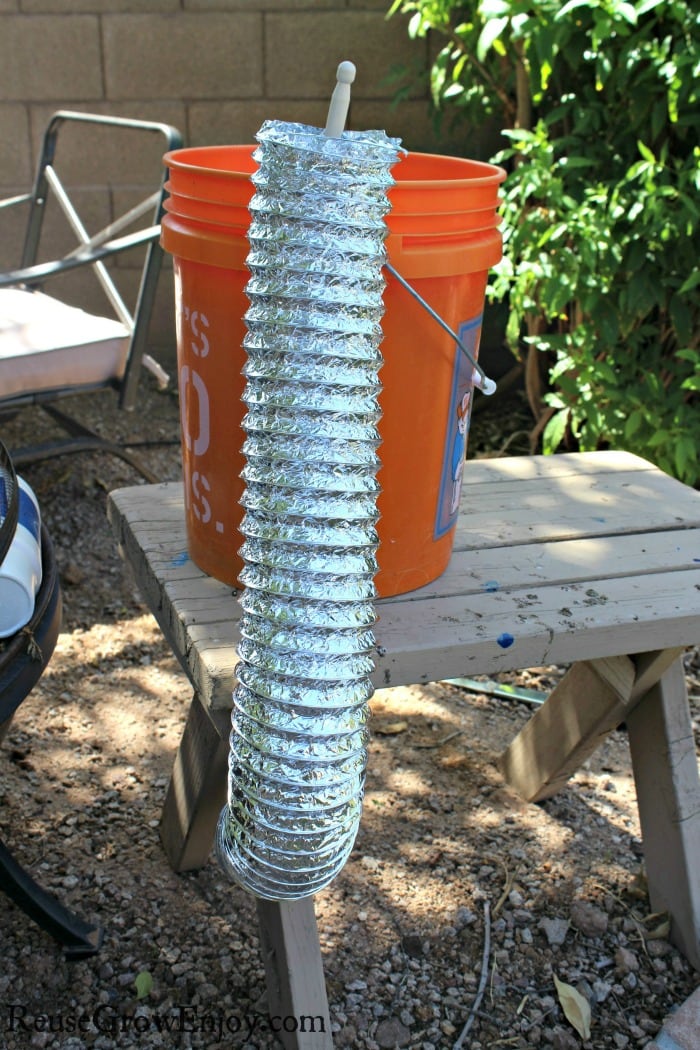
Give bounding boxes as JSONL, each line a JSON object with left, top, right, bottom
{"left": 0, "top": 0, "right": 489, "bottom": 364}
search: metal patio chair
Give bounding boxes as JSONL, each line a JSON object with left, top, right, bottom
{"left": 0, "top": 111, "right": 182, "bottom": 482}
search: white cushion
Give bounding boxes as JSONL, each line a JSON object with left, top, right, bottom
{"left": 0, "top": 287, "right": 130, "bottom": 399}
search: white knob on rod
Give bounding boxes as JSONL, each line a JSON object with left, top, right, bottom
{"left": 324, "top": 60, "right": 356, "bottom": 138}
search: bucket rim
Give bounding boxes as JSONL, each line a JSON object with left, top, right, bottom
{"left": 390, "top": 150, "right": 506, "bottom": 189}
{"left": 163, "top": 145, "right": 506, "bottom": 188}
{"left": 163, "top": 144, "right": 257, "bottom": 177}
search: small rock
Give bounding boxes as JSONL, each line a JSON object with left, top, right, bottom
{"left": 614, "top": 946, "right": 639, "bottom": 973}
{"left": 336, "top": 1025, "right": 357, "bottom": 1048}
{"left": 539, "top": 916, "right": 569, "bottom": 946}
{"left": 361, "top": 856, "right": 381, "bottom": 871}
{"left": 570, "top": 899, "right": 608, "bottom": 937}
{"left": 646, "top": 938, "right": 672, "bottom": 958}
{"left": 401, "top": 932, "right": 425, "bottom": 958}
{"left": 374, "top": 1017, "right": 411, "bottom": 1048}
{"left": 61, "top": 561, "right": 85, "bottom": 586}
{"left": 454, "top": 906, "right": 476, "bottom": 928}
{"left": 551, "top": 1026, "right": 579, "bottom": 1050}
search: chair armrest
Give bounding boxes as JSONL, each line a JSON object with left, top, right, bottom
{"left": 0, "top": 225, "right": 161, "bottom": 288}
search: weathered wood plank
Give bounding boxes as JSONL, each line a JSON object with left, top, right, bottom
{"left": 372, "top": 570, "right": 700, "bottom": 691}
{"left": 159, "top": 693, "right": 229, "bottom": 873}
{"left": 171, "top": 566, "right": 700, "bottom": 708}
{"left": 256, "top": 898, "right": 333, "bottom": 1050}
{"left": 498, "top": 657, "right": 636, "bottom": 801}
{"left": 111, "top": 456, "right": 700, "bottom": 566}
{"left": 461, "top": 449, "right": 657, "bottom": 482}
{"left": 625, "top": 658, "right": 700, "bottom": 970}
{"left": 389, "top": 528, "right": 700, "bottom": 602}
{"left": 454, "top": 472, "right": 700, "bottom": 550}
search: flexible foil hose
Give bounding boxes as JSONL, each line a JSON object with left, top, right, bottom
{"left": 216, "top": 121, "right": 402, "bottom": 900}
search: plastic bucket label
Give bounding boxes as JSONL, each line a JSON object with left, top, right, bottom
{"left": 434, "top": 314, "right": 482, "bottom": 539}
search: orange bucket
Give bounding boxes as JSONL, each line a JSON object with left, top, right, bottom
{"left": 161, "top": 145, "right": 504, "bottom": 597}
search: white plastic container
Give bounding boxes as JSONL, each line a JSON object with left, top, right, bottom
{"left": 0, "top": 477, "right": 43, "bottom": 638}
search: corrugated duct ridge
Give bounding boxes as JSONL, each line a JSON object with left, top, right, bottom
{"left": 216, "top": 120, "right": 402, "bottom": 899}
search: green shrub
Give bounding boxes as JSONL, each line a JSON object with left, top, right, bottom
{"left": 388, "top": 0, "right": 699, "bottom": 482}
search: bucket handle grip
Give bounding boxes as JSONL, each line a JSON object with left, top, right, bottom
{"left": 385, "top": 262, "right": 497, "bottom": 396}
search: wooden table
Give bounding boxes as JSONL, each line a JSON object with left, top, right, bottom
{"left": 108, "top": 450, "right": 700, "bottom": 1048}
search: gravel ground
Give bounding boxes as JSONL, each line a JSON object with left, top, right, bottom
{"left": 0, "top": 377, "right": 698, "bottom": 1050}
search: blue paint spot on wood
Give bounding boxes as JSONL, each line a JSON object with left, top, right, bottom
{"left": 497, "top": 632, "right": 515, "bottom": 649}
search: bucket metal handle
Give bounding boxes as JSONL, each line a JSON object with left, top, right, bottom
{"left": 385, "top": 262, "right": 497, "bottom": 396}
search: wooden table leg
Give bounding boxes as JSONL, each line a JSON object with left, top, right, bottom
{"left": 500, "top": 648, "right": 700, "bottom": 969}
{"left": 159, "top": 693, "right": 229, "bottom": 872}
{"left": 625, "top": 656, "right": 700, "bottom": 970}
{"left": 257, "top": 898, "right": 333, "bottom": 1050}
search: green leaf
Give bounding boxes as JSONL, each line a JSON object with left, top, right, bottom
{"left": 134, "top": 971, "right": 153, "bottom": 1000}
{"left": 616, "top": 3, "right": 638, "bottom": 25}
{"left": 678, "top": 271, "right": 700, "bottom": 296}
{"left": 675, "top": 438, "right": 696, "bottom": 481}
{"left": 636, "top": 0, "right": 663, "bottom": 13}
{"left": 637, "top": 140, "right": 656, "bottom": 164}
{"left": 624, "top": 409, "right": 644, "bottom": 440}
{"left": 555, "top": 0, "right": 591, "bottom": 17}
{"left": 670, "top": 295, "right": 693, "bottom": 345}
{"left": 476, "top": 16, "right": 509, "bottom": 61}
{"left": 543, "top": 409, "right": 568, "bottom": 453}
{"left": 479, "top": 0, "right": 511, "bottom": 15}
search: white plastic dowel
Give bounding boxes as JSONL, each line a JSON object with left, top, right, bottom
{"left": 324, "top": 61, "right": 356, "bottom": 138}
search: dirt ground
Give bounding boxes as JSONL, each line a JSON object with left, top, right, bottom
{"left": 0, "top": 378, "right": 698, "bottom": 1050}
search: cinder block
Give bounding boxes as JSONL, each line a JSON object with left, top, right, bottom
{"left": 20, "top": 0, "right": 178, "bottom": 12}
{"left": 0, "top": 105, "right": 31, "bottom": 185}
{"left": 353, "top": 99, "right": 501, "bottom": 159}
{"left": 185, "top": 0, "right": 338, "bottom": 8}
{"left": 264, "top": 11, "right": 426, "bottom": 99}
{"left": 145, "top": 275, "right": 177, "bottom": 357}
{"left": 0, "top": 191, "right": 29, "bottom": 271}
{"left": 103, "top": 14, "right": 263, "bottom": 100}
{"left": 188, "top": 100, "right": 328, "bottom": 147}
{"left": 0, "top": 16, "right": 102, "bottom": 101}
